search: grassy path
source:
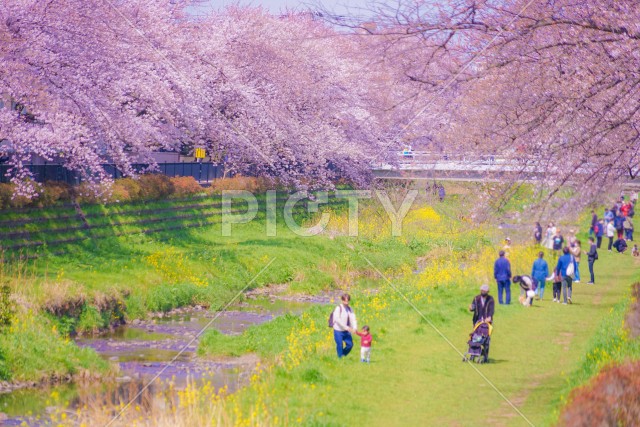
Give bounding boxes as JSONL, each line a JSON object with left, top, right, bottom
{"left": 269, "top": 250, "right": 638, "bottom": 426}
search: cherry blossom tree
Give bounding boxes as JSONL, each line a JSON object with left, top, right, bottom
{"left": 0, "top": 0, "right": 194, "bottom": 196}
{"left": 347, "top": 0, "right": 640, "bottom": 205}
{"left": 1, "top": 2, "right": 391, "bottom": 196}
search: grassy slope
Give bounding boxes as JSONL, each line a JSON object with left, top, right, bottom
{"left": 220, "top": 246, "right": 638, "bottom": 427}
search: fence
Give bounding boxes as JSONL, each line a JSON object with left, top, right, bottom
{"left": 0, "top": 162, "right": 225, "bottom": 185}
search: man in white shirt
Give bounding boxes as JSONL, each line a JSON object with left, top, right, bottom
{"left": 331, "top": 293, "right": 358, "bottom": 358}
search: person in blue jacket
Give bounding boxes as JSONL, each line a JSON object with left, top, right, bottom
{"left": 555, "top": 247, "right": 578, "bottom": 305}
{"left": 493, "top": 250, "right": 512, "bottom": 304}
{"left": 531, "top": 251, "right": 549, "bottom": 300}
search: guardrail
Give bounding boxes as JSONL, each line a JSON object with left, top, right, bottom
{"left": 0, "top": 162, "right": 225, "bottom": 185}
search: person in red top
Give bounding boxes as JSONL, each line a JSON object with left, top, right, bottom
{"left": 356, "top": 325, "right": 372, "bottom": 363}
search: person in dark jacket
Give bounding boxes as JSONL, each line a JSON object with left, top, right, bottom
{"left": 469, "top": 284, "right": 495, "bottom": 325}
{"left": 555, "top": 247, "right": 578, "bottom": 304}
{"left": 587, "top": 237, "right": 598, "bottom": 284}
{"left": 613, "top": 237, "right": 628, "bottom": 253}
{"left": 531, "top": 251, "right": 549, "bottom": 300}
{"left": 614, "top": 214, "right": 625, "bottom": 239}
{"left": 493, "top": 250, "right": 512, "bottom": 304}
{"left": 590, "top": 210, "right": 598, "bottom": 236}
{"left": 595, "top": 219, "right": 605, "bottom": 249}
{"left": 552, "top": 229, "right": 564, "bottom": 252}
{"left": 534, "top": 222, "right": 542, "bottom": 244}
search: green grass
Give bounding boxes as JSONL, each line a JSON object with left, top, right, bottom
{"left": 2, "top": 187, "right": 636, "bottom": 426}
{"left": 209, "top": 244, "right": 640, "bottom": 426}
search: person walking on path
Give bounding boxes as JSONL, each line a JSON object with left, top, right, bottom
{"left": 493, "top": 250, "right": 512, "bottom": 305}
{"left": 607, "top": 220, "right": 616, "bottom": 251}
{"left": 438, "top": 185, "right": 446, "bottom": 202}
{"left": 543, "top": 223, "right": 554, "bottom": 249}
{"left": 624, "top": 216, "right": 634, "bottom": 241}
{"left": 552, "top": 271, "right": 562, "bottom": 303}
{"left": 469, "top": 284, "right": 495, "bottom": 325}
{"left": 570, "top": 239, "right": 582, "bottom": 283}
{"left": 555, "top": 247, "right": 577, "bottom": 305}
{"left": 355, "top": 326, "right": 372, "bottom": 363}
{"left": 331, "top": 293, "right": 357, "bottom": 358}
{"left": 587, "top": 237, "right": 598, "bottom": 284}
{"left": 531, "top": 251, "right": 549, "bottom": 300}
{"left": 595, "top": 219, "right": 604, "bottom": 249}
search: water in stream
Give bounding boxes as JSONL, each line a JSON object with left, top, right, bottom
{"left": 0, "top": 297, "right": 322, "bottom": 426}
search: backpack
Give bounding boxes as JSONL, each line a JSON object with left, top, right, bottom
{"left": 566, "top": 257, "right": 575, "bottom": 278}
{"left": 328, "top": 305, "right": 351, "bottom": 328}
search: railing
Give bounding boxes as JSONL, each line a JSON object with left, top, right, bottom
{"left": 0, "top": 162, "right": 225, "bottom": 185}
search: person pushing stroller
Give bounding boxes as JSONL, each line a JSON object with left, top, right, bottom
{"left": 464, "top": 284, "right": 495, "bottom": 363}
{"left": 468, "top": 284, "right": 495, "bottom": 325}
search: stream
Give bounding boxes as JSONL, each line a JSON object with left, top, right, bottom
{"left": 0, "top": 297, "right": 327, "bottom": 426}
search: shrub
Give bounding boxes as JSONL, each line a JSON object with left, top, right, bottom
{"left": 138, "top": 174, "right": 175, "bottom": 200}
{"left": 559, "top": 361, "right": 640, "bottom": 426}
{"left": 0, "top": 183, "right": 12, "bottom": 210}
{"left": 38, "top": 181, "right": 71, "bottom": 207}
{"left": 0, "top": 183, "right": 31, "bottom": 209}
{"left": 109, "top": 178, "right": 142, "bottom": 202}
{"left": 208, "top": 176, "right": 274, "bottom": 194}
{"left": 170, "top": 176, "right": 203, "bottom": 198}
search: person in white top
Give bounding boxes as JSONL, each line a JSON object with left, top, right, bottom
{"left": 331, "top": 293, "right": 358, "bottom": 358}
{"left": 607, "top": 220, "right": 616, "bottom": 251}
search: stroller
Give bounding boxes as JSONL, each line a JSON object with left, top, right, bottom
{"left": 462, "top": 320, "right": 492, "bottom": 364}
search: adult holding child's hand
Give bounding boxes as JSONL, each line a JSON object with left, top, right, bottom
{"left": 329, "top": 293, "right": 358, "bottom": 358}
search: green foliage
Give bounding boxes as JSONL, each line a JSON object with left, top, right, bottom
{"left": 145, "top": 283, "right": 206, "bottom": 313}
{"left": 0, "top": 286, "right": 15, "bottom": 328}
{"left": 0, "top": 313, "right": 108, "bottom": 382}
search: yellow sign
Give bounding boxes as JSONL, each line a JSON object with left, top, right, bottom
{"left": 194, "top": 148, "right": 206, "bottom": 159}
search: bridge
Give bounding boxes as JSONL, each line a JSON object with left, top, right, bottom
{"left": 372, "top": 151, "right": 640, "bottom": 191}
{"left": 372, "top": 152, "right": 544, "bottom": 182}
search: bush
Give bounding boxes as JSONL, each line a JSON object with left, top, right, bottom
{"left": 38, "top": 181, "right": 71, "bottom": 207}
{"left": 170, "top": 176, "right": 203, "bottom": 198}
{"left": 559, "top": 361, "right": 640, "bottom": 426}
{"left": 138, "top": 174, "right": 175, "bottom": 200}
{"left": 0, "top": 183, "right": 12, "bottom": 210}
{"left": 108, "top": 178, "right": 142, "bottom": 203}
{"left": 208, "top": 176, "right": 274, "bottom": 194}
{"left": 0, "top": 183, "right": 30, "bottom": 209}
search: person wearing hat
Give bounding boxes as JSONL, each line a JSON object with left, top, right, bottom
{"left": 469, "top": 284, "right": 495, "bottom": 325}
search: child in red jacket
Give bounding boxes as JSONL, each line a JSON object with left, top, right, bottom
{"left": 356, "top": 325, "right": 372, "bottom": 363}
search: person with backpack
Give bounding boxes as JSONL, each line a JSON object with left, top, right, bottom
{"left": 555, "top": 247, "right": 577, "bottom": 305}
{"left": 587, "top": 237, "right": 598, "bottom": 284}
{"left": 595, "top": 219, "right": 605, "bottom": 249}
{"left": 531, "top": 251, "right": 549, "bottom": 300}
{"left": 330, "top": 293, "right": 358, "bottom": 358}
